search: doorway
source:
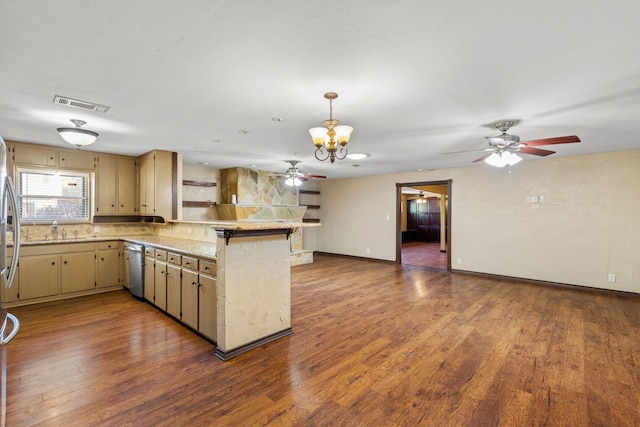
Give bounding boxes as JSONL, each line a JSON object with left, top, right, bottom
{"left": 396, "top": 180, "right": 451, "bottom": 270}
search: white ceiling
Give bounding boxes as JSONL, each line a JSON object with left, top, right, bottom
{"left": 1, "top": 1, "right": 639, "bottom": 179}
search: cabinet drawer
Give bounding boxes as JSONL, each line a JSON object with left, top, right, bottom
{"left": 167, "top": 252, "right": 182, "bottom": 265}
{"left": 155, "top": 250, "right": 167, "bottom": 261}
{"left": 98, "top": 241, "right": 118, "bottom": 250}
{"left": 199, "top": 260, "right": 216, "bottom": 276}
{"left": 145, "top": 247, "right": 155, "bottom": 257}
{"left": 182, "top": 256, "right": 198, "bottom": 270}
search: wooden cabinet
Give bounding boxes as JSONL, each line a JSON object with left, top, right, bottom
{"left": 144, "top": 250, "right": 155, "bottom": 303}
{"left": 96, "top": 155, "right": 138, "bottom": 215}
{"left": 61, "top": 250, "right": 96, "bottom": 293}
{"left": 10, "top": 143, "right": 57, "bottom": 167}
{"left": 143, "top": 245, "right": 217, "bottom": 341}
{"left": 97, "top": 241, "right": 120, "bottom": 288}
{"left": 18, "top": 253, "right": 60, "bottom": 300}
{"left": 181, "top": 261, "right": 199, "bottom": 330}
{"left": 166, "top": 253, "right": 182, "bottom": 319}
{"left": 154, "top": 260, "right": 168, "bottom": 310}
{"left": 8, "top": 141, "right": 95, "bottom": 170}
{"left": 198, "top": 272, "right": 217, "bottom": 340}
{"left": 58, "top": 151, "right": 96, "bottom": 170}
{"left": 138, "top": 150, "right": 180, "bottom": 219}
{"left": 121, "top": 243, "right": 131, "bottom": 289}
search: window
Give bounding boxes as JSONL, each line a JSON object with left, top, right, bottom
{"left": 17, "top": 168, "right": 90, "bottom": 222}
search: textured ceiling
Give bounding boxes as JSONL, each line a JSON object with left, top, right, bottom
{"left": 1, "top": 1, "right": 639, "bottom": 179}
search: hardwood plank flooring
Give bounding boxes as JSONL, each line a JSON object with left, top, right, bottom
{"left": 401, "top": 242, "right": 447, "bottom": 269}
{"left": 2, "top": 253, "right": 640, "bottom": 426}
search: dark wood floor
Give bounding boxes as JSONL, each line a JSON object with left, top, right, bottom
{"left": 401, "top": 242, "right": 448, "bottom": 269}
{"left": 3, "top": 253, "right": 640, "bottom": 426}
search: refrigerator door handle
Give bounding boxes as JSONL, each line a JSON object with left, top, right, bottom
{"left": 4, "top": 176, "right": 19, "bottom": 288}
{"left": 0, "top": 313, "right": 19, "bottom": 345}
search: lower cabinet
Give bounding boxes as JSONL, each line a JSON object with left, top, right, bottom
{"left": 97, "top": 241, "right": 120, "bottom": 289}
{"left": 166, "top": 257, "right": 181, "bottom": 319}
{"left": 5, "top": 242, "right": 122, "bottom": 307}
{"left": 18, "top": 254, "right": 60, "bottom": 300}
{"left": 61, "top": 250, "right": 96, "bottom": 293}
{"left": 145, "top": 247, "right": 217, "bottom": 342}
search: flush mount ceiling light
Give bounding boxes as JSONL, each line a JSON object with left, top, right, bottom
{"left": 346, "top": 152, "right": 368, "bottom": 160}
{"left": 309, "top": 92, "right": 354, "bottom": 163}
{"left": 57, "top": 119, "right": 98, "bottom": 147}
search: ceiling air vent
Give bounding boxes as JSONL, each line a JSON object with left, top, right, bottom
{"left": 53, "top": 95, "right": 110, "bottom": 113}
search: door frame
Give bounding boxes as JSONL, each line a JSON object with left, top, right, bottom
{"left": 395, "top": 179, "right": 452, "bottom": 270}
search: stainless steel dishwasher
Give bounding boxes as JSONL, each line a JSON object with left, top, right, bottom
{"left": 128, "top": 244, "right": 145, "bottom": 299}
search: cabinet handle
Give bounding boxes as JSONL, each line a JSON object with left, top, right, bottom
{"left": 204, "top": 266, "right": 210, "bottom": 271}
{"left": 120, "top": 204, "right": 124, "bottom": 207}
{"left": 191, "top": 281, "right": 197, "bottom": 286}
{"left": 52, "top": 261, "right": 56, "bottom": 266}
{"left": 185, "top": 262, "right": 191, "bottom": 266}
{"left": 111, "top": 204, "right": 115, "bottom": 207}
{"left": 63, "top": 261, "right": 67, "bottom": 265}
{"left": 101, "top": 257, "right": 104, "bottom": 261}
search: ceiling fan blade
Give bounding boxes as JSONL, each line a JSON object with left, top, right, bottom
{"left": 522, "top": 135, "right": 580, "bottom": 146}
{"left": 472, "top": 153, "right": 492, "bottom": 163}
{"left": 302, "top": 173, "right": 327, "bottom": 179}
{"left": 442, "top": 148, "right": 485, "bottom": 155}
{"left": 519, "top": 146, "right": 556, "bottom": 156}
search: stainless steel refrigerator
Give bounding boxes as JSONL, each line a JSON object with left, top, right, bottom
{"left": 1, "top": 135, "right": 20, "bottom": 344}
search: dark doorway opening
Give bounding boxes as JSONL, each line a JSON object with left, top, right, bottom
{"left": 396, "top": 180, "right": 452, "bottom": 270}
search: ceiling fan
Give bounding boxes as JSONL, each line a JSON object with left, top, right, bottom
{"left": 446, "top": 120, "right": 581, "bottom": 167}
{"left": 274, "top": 160, "right": 327, "bottom": 187}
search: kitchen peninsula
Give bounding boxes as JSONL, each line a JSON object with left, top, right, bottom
{"left": 6, "top": 219, "right": 319, "bottom": 360}
{"left": 134, "top": 219, "right": 318, "bottom": 360}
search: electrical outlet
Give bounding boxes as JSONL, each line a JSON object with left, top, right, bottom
{"left": 608, "top": 273, "right": 616, "bottom": 282}
{"left": 366, "top": 248, "right": 370, "bottom": 254}
{"left": 456, "top": 257, "right": 462, "bottom": 265}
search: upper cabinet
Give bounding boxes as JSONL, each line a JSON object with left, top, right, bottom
{"left": 95, "top": 155, "right": 138, "bottom": 215}
{"left": 138, "top": 150, "right": 181, "bottom": 220}
{"left": 8, "top": 141, "right": 96, "bottom": 170}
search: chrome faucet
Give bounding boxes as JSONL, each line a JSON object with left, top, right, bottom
{"left": 26, "top": 221, "right": 36, "bottom": 241}
{"left": 52, "top": 221, "right": 58, "bottom": 240}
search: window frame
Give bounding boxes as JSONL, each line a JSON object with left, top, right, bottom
{"left": 15, "top": 166, "right": 93, "bottom": 224}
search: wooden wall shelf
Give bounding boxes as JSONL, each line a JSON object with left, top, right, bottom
{"left": 182, "top": 180, "right": 217, "bottom": 187}
{"left": 182, "top": 201, "right": 217, "bottom": 208}
{"left": 299, "top": 190, "right": 320, "bottom": 195}
{"left": 300, "top": 204, "right": 320, "bottom": 209}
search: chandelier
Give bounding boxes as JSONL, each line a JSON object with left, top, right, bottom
{"left": 308, "top": 92, "right": 353, "bottom": 163}
{"left": 57, "top": 119, "right": 99, "bottom": 147}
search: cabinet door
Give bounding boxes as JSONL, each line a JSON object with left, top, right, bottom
{"left": 153, "top": 151, "right": 174, "bottom": 220}
{"left": 166, "top": 264, "right": 181, "bottom": 319}
{"left": 59, "top": 151, "right": 96, "bottom": 170}
{"left": 138, "top": 153, "right": 155, "bottom": 215}
{"left": 97, "top": 249, "right": 119, "bottom": 288}
{"left": 96, "top": 156, "right": 117, "bottom": 214}
{"left": 181, "top": 268, "right": 198, "bottom": 330}
{"left": 61, "top": 252, "right": 96, "bottom": 293}
{"left": 121, "top": 247, "right": 130, "bottom": 288}
{"left": 117, "top": 157, "right": 137, "bottom": 214}
{"left": 144, "top": 256, "right": 155, "bottom": 302}
{"left": 198, "top": 274, "right": 217, "bottom": 340}
{"left": 154, "top": 260, "right": 168, "bottom": 310}
{"left": 12, "top": 145, "right": 57, "bottom": 167}
{"left": 19, "top": 255, "right": 60, "bottom": 300}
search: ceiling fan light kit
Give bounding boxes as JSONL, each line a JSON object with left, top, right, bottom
{"left": 57, "top": 119, "right": 99, "bottom": 147}
{"left": 309, "top": 92, "right": 353, "bottom": 163}
{"left": 471, "top": 120, "right": 581, "bottom": 169}
{"left": 278, "top": 160, "right": 327, "bottom": 187}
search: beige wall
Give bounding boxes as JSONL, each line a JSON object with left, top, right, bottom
{"left": 315, "top": 149, "right": 640, "bottom": 294}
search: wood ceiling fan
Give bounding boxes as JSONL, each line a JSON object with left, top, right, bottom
{"left": 445, "top": 120, "right": 581, "bottom": 164}
{"left": 272, "top": 160, "right": 327, "bottom": 186}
